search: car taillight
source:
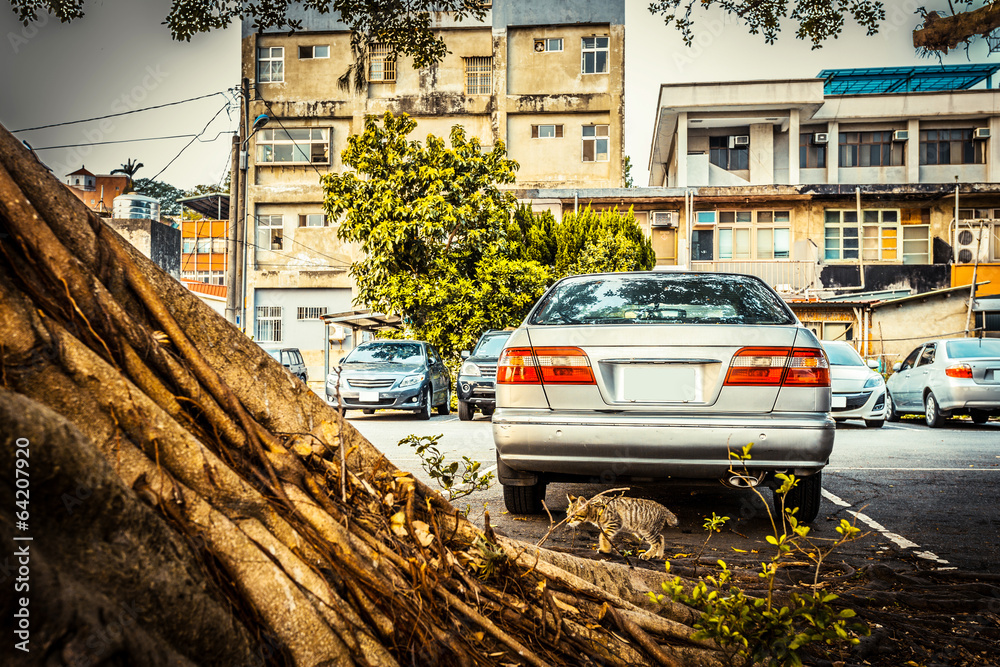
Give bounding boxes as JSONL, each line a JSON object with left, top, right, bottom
{"left": 945, "top": 363, "right": 973, "bottom": 379}
{"left": 724, "top": 347, "right": 830, "bottom": 387}
{"left": 497, "top": 346, "right": 595, "bottom": 385}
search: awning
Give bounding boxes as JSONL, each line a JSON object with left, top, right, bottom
{"left": 320, "top": 309, "right": 404, "bottom": 332}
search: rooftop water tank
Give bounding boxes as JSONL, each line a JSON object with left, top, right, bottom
{"left": 113, "top": 194, "right": 160, "bottom": 220}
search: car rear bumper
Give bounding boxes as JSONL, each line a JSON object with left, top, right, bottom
{"left": 493, "top": 408, "right": 835, "bottom": 481}
{"left": 934, "top": 383, "right": 1000, "bottom": 412}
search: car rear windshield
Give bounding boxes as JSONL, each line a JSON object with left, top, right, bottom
{"left": 529, "top": 273, "right": 795, "bottom": 326}
{"left": 823, "top": 344, "right": 865, "bottom": 366}
{"left": 344, "top": 342, "right": 424, "bottom": 364}
{"left": 474, "top": 333, "right": 512, "bottom": 357}
{"left": 946, "top": 339, "right": 1000, "bottom": 359}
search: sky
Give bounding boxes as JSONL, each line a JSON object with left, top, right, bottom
{"left": 1, "top": 1, "right": 997, "bottom": 191}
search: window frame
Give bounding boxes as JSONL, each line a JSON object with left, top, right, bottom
{"left": 297, "top": 306, "right": 328, "bottom": 320}
{"left": 367, "top": 44, "right": 396, "bottom": 83}
{"left": 257, "top": 46, "right": 284, "bottom": 83}
{"left": 298, "top": 45, "right": 330, "bottom": 59}
{"left": 838, "top": 130, "right": 904, "bottom": 168}
{"left": 257, "top": 214, "right": 284, "bottom": 252}
{"left": 709, "top": 136, "right": 749, "bottom": 171}
{"left": 531, "top": 124, "right": 564, "bottom": 139}
{"left": 799, "top": 132, "right": 827, "bottom": 169}
{"left": 581, "top": 124, "right": 609, "bottom": 162}
{"left": 824, "top": 209, "right": 911, "bottom": 262}
{"left": 581, "top": 36, "right": 609, "bottom": 74}
{"left": 715, "top": 210, "right": 791, "bottom": 261}
{"left": 298, "top": 213, "right": 328, "bottom": 228}
{"left": 463, "top": 56, "right": 492, "bottom": 95}
{"left": 533, "top": 38, "right": 563, "bottom": 53}
{"left": 919, "top": 129, "right": 985, "bottom": 166}
{"left": 256, "top": 128, "right": 330, "bottom": 165}
{"left": 256, "top": 306, "right": 283, "bottom": 343}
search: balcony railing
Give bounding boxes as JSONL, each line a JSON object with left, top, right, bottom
{"left": 690, "top": 260, "right": 818, "bottom": 292}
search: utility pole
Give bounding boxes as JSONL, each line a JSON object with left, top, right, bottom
{"left": 224, "top": 133, "right": 240, "bottom": 324}
{"left": 236, "top": 77, "right": 250, "bottom": 332}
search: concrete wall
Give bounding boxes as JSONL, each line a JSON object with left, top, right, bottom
{"left": 254, "top": 287, "right": 354, "bottom": 378}
{"left": 870, "top": 291, "right": 971, "bottom": 364}
{"left": 492, "top": 0, "right": 624, "bottom": 28}
{"left": 107, "top": 218, "right": 180, "bottom": 279}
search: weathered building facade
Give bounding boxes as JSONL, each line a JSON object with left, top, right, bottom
{"left": 240, "top": 1, "right": 625, "bottom": 375}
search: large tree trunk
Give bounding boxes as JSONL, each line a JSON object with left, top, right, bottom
{"left": 912, "top": 2, "right": 1000, "bottom": 53}
{"left": 0, "top": 123, "right": 727, "bottom": 666}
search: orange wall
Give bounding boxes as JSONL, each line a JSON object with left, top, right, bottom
{"left": 181, "top": 253, "right": 227, "bottom": 272}
{"left": 952, "top": 264, "right": 1000, "bottom": 296}
{"left": 66, "top": 176, "right": 129, "bottom": 212}
{"left": 182, "top": 220, "right": 228, "bottom": 238}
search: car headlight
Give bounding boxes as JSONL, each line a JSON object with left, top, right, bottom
{"left": 398, "top": 374, "right": 425, "bottom": 389}
{"left": 460, "top": 361, "right": 481, "bottom": 377}
{"left": 863, "top": 373, "right": 884, "bottom": 389}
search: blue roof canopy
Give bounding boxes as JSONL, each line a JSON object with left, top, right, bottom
{"left": 818, "top": 64, "right": 1000, "bottom": 95}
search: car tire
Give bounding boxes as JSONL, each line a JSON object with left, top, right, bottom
{"left": 458, "top": 400, "right": 473, "bottom": 421}
{"left": 362, "top": 409, "right": 375, "bottom": 415}
{"left": 416, "top": 387, "right": 432, "bottom": 421}
{"left": 864, "top": 419, "right": 884, "bottom": 428}
{"left": 886, "top": 392, "right": 900, "bottom": 422}
{"left": 503, "top": 481, "right": 547, "bottom": 515}
{"left": 924, "top": 392, "right": 945, "bottom": 428}
{"left": 437, "top": 387, "right": 451, "bottom": 415}
{"left": 970, "top": 409, "right": 989, "bottom": 425}
{"left": 774, "top": 471, "right": 822, "bottom": 525}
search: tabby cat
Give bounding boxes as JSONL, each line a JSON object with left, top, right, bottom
{"left": 565, "top": 494, "right": 679, "bottom": 560}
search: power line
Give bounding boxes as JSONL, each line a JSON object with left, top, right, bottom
{"left": 12, "top": 91, "right": 231, "bottom": 133}
{"left": 254, "top": 90, "right": 328, "bottom": 182}
{"left": 149, "top": 103, "right": 232, "bottom": 182}
{"left": 30, "top": 134, "right": 199, "bottom": 150}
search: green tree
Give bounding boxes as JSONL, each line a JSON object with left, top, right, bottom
{"left": 323, "top": 112, "right": 547, "bottom": 358}
{"left": 552, "top": 206, "right": 655, "bottom": 277}
{"left": 133, "top": 178, "right": 184, "bottom": 216}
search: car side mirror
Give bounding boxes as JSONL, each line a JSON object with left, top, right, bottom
{"left": 892, "top": 362, "right": 901, "bottom": 372}
{"left": 867, "top": 359, "right": 879, "bottom": 369}
{"left": 461, "top": 350, "right": 471, "bottom": 359}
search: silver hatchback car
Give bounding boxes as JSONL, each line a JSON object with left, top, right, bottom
{"left": 886, "top": 337, "right": 1000, "bottom": 427}
{"left": 493, "top": 272, "right": 834, "bottom": 521}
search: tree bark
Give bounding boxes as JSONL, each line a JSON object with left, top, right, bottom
{"left": 912, "top": 2, "right": 1000, "bottom": 53}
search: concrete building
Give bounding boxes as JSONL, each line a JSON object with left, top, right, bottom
{"left": 64, "top": 166, "right": 130, "bottom": 215}
{"left": 106, "top": 217, "right": 181, "bottom": 279}
{"left": 179, "top": 193, "right": 230, "bottom": 285}
{"left": 239, "top": 0, "right": 626, "bottom": 377}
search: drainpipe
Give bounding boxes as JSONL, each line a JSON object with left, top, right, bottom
{"left": 856, "top": 187, "right": 865, "bottom": 290}
{"left": 574, "top": 190, "right": 578, "bottom": 216}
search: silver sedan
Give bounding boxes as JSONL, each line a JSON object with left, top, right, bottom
{"left": 886, "top": 338, "right": 1000, "bottom": 427}
{"left": 492, "top": 272, "right": 834, "bottom": 522}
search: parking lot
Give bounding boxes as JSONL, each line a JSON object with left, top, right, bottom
{"left": 344, "top": 408, "right": 1000, "bottom": 573}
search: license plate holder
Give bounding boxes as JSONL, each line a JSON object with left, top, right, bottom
{"left": 832, "top": 395, "right": 847, "bottom": 408}
{"left": 359, "top": 391, "right": 380, "bottom": 403}
{"left": 618, "top": 365, "right": 699, "bottom": 403}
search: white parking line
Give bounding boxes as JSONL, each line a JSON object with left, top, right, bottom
{"left": 827, "top": 467, "right": 1000, "bottom": 472}
{"left": 821, "top": 488, "right": 953, "bottom": 567}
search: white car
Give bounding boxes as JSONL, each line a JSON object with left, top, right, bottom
{"left": 821, "top": 341, "right": 888, "bottom": 428}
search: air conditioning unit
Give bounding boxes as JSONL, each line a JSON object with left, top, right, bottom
{"left": 650, "top": 211, "right": 678, "bottom": 228}
{"left": 328, "top": 325, "right": 348, "bottom": 342}
{"left": 812, "top": 132, "right": 829, "bottom": 144}
{"left": 974, "top": 127, "right": 991, "bottom": 139}
{"left": 892, "top": 130, "right": 909, "bottom": 142}
{"left": 952, "top": 226, "right": 991, "bottom": 264}
{"left": 729, "top": 135, "right": 750, "bottom": 148}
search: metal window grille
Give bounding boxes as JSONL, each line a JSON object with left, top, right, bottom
{"left": 297, "top": 306, "right": 327, "bottom": 320}
{"left": 368, "top": 44, "right": 396, "bottom": 82}
{"left": 256, "top": 306, "right": 283, "bottom": 342}
{"left": 464, "top": 57, "right": 492, "bottom": 94}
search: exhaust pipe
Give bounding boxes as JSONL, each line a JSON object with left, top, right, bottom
{"left": 725, "top": 473, "right": 764, "bottom": 488}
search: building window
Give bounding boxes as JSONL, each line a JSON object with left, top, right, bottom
{"left": 902, "top": 225, "right": 931, "bottom": 264}
{"left": 298, "top": 214, "right": 327, "bottom": 227}
{"left": 716, "top": 210, "right": 791, "bottom": 260}
{"left": 256, "top": 306, "right": 283, "bottom": 343}
{"left": 709, "top": 136, "right": 749, "bottom": 171}
{"left": 367, "top": 44, "right": 396, "bottom": 82}
{"left": 181, "top": 271, "right": 196, "bottom": 280}
{"left": 581, "top": 36, "right": 609, "bottom": 74}
{"left": 582, "top": 125, "right": 609, "bottom": 162}
{"left": 799, "top": 133, "right": 827, "bottom": 168}
{"left": 211, "top": 238, "right": 227, "bottom": 253}
{"left": 464, "top": 57, "right": 492, "bottom": 95}
{"left": 211, "top": 271, "right": 225, "bottom": 285}
{"left": 691, "top": 229, "right": 715, "bottom": 261}
{"left": 824, "top": 209, "right": 904, "bottom": 261}
{"left": 256, "top": 128, "right": 330, "bottom": 164}
{"left": 531, "top": 124, "right": 563, "bottom": 139}
{"left": 919, "top": 129, "right": 985, "bottom": 165}
{"left": 182, "top": 239, "right": 195, "bottom": 253}
{"left": 839, "top": 131, "right": 904, "bottom": 167}
{"left": 533, "top": 38, "right": 563, "bottom": 52}
{"left": 298, "top": 45, "right": 329, "bottom": 59}
{"left": 257, "top": 214, "right": 284, "bottom": 251}
{"left": 297, "top": 306, "right": 328, "bottom": 320}
{"left": 257, "top": 47, "right": 284, "bottom": 83}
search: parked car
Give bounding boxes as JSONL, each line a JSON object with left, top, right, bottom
{"left": 821, "top": 340, "right": 888, "bottom": 428}
{"left": 457, "top": 330, "right": 513, "bottom": 421}
{"left": 326, "top": 340, "right": 451, "bottom": 419}
{"left": 886, "top": 337, "right": 1000, "bottom": 427}
{"left": 493, "top": 271, "right": 834, "bottom": 522}
{"left": 263, "top": 347, "right": 308, "bottom": 383}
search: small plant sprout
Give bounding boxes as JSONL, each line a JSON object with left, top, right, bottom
{"left": 398, "top": 434, "right": 494, "bottom": 502}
